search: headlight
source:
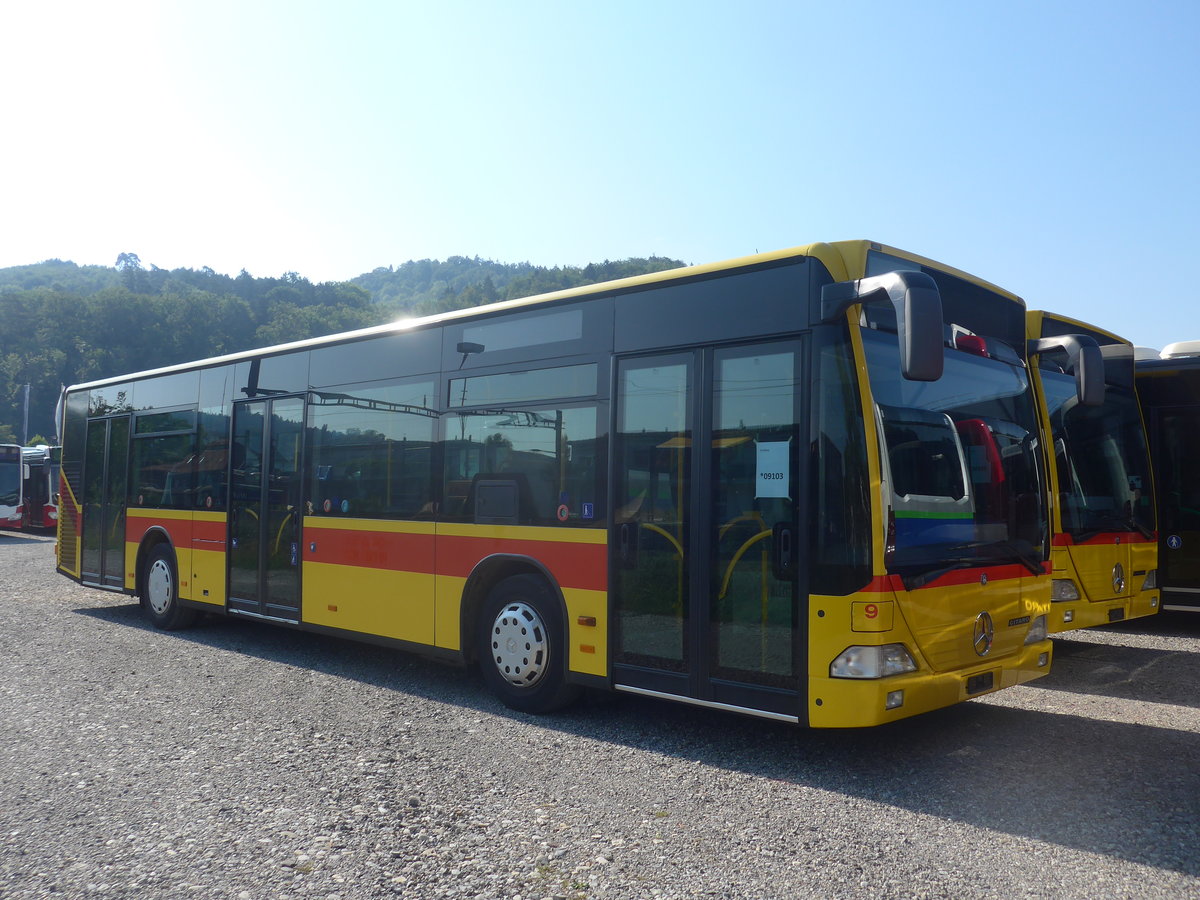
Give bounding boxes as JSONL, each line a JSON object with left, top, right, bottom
{"left": 1142, "top": 569, "right": 1158, "bottom": 591}
{"left": 830, "top": 643, "right": 918, "bottom": 679}
{"left": 1052, "top": 579, "right": 1080, "bottom": 601}
{"left": 1024, "top": 614, "right": 1048, "bottom": 644}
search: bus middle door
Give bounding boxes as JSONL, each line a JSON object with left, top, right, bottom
{"left": 228, "top": 396, "right": 304, "bottom": 621}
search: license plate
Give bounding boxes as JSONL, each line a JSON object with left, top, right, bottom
{"left": 966, "top": 671, "right": 995, "bottom": 695}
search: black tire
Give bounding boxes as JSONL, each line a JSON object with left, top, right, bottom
{"left": 141, "top": 544, "right": 199, "bottom": 631}
{"left": 477, "top": 574, "right": 579, "bottom": 714}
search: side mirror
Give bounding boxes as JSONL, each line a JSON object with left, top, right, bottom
{"left": 821, "top": 271, "right": 944, "bottom": 381}
{"left": 1028, "top": 335, "right": 1105, "bottom": 407}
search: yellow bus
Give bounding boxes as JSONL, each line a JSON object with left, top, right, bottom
{"left": 1136, "top": 342, "right": 1200, "bottom": 611}
{"left": 56, "top": 241, "right": 1078, "bottom": 727}
{"left": 1026, "top": 312, "right": 1159, "bottom": 630}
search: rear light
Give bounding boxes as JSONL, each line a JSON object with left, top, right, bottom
{"left": 1052, "top": 579, "right": 1080, "bottom": 601}
{"left": 1024, "top": 615, "right": 1048, "bottom": 644}
{"left": 955, "top": 334, "right": 990, "bottom": 357}
{"left": 830, "top": 644, "right": 917, "bottom": 679}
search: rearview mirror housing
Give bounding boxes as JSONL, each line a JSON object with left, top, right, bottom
{"left": 821, "top": 271, "right": 944, "bottom": 382}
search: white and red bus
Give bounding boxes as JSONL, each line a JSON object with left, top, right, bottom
{"left": 0, "top": 444, "right": 22, "bottom": 530}
{"left": 22, "top": 445, "right": 61, "bottom": 530}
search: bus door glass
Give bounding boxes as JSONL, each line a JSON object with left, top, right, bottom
{"left": 81, "top": 416, "right": 129, "bottom": 588}
{"left": 1153, "top": 406, "right": 1200, "bottom": 595}
{"left": 228, "top": 396, "right": 304, "bottom": 620}
{"left": 612, "top": 341, "right": 803, "bottom": 715}
{"left": 0, "top": 446, "right": 20, "bottom": 523}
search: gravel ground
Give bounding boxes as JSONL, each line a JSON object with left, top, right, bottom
{"left": 1, "top": 532, "right": 1197, "bottom": 900}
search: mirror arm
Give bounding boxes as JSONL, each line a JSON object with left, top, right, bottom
{"left": 1028, "top": 335, "right": 1105, "bottom": 406}
{"left": 821, "top": 271, "right": 944, "bottom": 382}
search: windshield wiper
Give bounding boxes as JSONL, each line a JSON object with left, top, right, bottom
{"left": 893, "top": 544, "right": 983, "bottom": 591}
{"left": 898, "top": 558, "right": 976, "bottom": 592}
{"left": 1115, "top": 514, "right": 1154, "bottom": 541}
{"left": 895, "top": 540, "right": 1044, "bottom": 590}
{"left": 1077, "top": 512, "right": 1154, "bottom": 542}
{"left": 979, "top": 540, "right": 1045, "bottom": 576}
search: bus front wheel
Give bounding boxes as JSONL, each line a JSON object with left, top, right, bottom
{"left": 141, "top": 544, "right": 199, "bottom": 631}
{"left": 477, "top": 575, "right": 579, "bottom": 714}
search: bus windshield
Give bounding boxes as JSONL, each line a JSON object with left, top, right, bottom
{"left": 1039, "top": 366, "right": 1154, "bottom": 541}
{"left": 862, "top": 328, "right": 1046, "bottom": 580}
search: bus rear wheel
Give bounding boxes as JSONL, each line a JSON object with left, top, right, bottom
{"left": 141, "top": 544, "right": 199, "bottom": 631}
{"left": 478, "top": 575, "right": 579, "bottom": 714}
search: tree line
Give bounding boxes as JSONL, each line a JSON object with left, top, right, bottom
{"left": 0, "top": 253, "right": 685, "bottom": 442}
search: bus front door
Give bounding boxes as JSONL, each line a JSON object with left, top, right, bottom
{"left": 611, "top": 342, "right": 805, "bottom": 719}
{"left": 1153, "top": 406, "right": 1200, "bottom": 608}
{"left": 228, "top": 397, "right": 304, "bottom": 621}
{"left": 80, "top": 415, "right": 129, "bottom": 589}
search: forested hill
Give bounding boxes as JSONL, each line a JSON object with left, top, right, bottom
{"left": 0, "top": 253, "right": 686, "bottom": 442}
{"left": 356, "top": 255, "right": 685, "bottom": 315}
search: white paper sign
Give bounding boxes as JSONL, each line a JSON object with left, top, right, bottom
{"left": 755, "top": 441, "right": 790, "bottom": 499}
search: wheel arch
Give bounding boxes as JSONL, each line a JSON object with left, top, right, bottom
{"left": 458, "top": 553, "right": 568, "bottom": 666}
{"left": 134, "top": 526, "right": 175, "bottom": 598}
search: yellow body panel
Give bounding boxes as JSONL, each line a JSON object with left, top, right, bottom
{"left": 303, "top": 563, "right": 436, "bottom": 644}
{"left": 57, "top": 478, "right": 82, "bottom": 578}
{"left": 124, "top": 508, "right": 229, "bottom": 603}
{"left": 123, "top": 508, "right": 194, "bottom": 595}
{"left": 808, "top": 589, "right": 1052, "bottom": 727}
{"left": 189, "top": 547, "right": 226, "bottom": 606}
{"left": 189, "top": 510, "right": 226, "bottom": 606}
{"left": 563, "top": 587, "right": 607, "bottom": 677}
{"left": 435, "top": 574, "right": 466, "bottom": 650}
{"left": 433, "top": 521, "right": 608, "bottom": 545}
{"left": 810, "top": 575, "right": 1052, "bottom": 721}
{"left": 304, "top": 516, "right": 435, "bottom": 537}
{"left": 1048, "top": 540, "right": 1159, "bottom": 631}
{"left": 851, "top": 600, "right": 894, "bottom": 632}
{"left": 807, "top": 641, "right": 1051, "bottom": 728}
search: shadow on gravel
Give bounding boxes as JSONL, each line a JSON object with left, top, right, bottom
{"left": 0, "top": 532, "right": 55, "bottom": 545}
{"left": 78, "top": 598, "right": 1200, "bottom": 879}
{"left": 1038, "top": 612, "right": 1200, "bottom": 707}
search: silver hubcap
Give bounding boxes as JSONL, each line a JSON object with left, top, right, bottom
{"left": 147, "top": 559, "right": 173, "bottom": 615}
{"left": 490, "top": 601, "right": 548, "bottom": 688}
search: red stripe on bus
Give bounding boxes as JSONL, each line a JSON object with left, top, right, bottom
{"left": 192, "top": 518, "right": 225, "bottom": 544}
{"left": 124, "top": 514, "right": 226, "bottom": 546}
{"left": 436, "top": 534, "right": 607, "bottom": 592}
{"left": 126, "top": 516, "right": 189, "bottom": 545}
{"left": 911, "top": 562, "right": 1048, "bottom": 588}
{"left": 1052, "top": 531, "right": 1157, "bottom": 547}
{"left": 862, "top": 575, "right": 904, "bottom": 593}
{"left": 309, "top": 527, "right": 437, "bottom": 574}
{"left": 862, "top": 561, "right": 1049, "bottom": 593}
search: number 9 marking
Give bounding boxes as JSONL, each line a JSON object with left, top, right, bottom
{"left": 864, "top": 603, "right": 879, "bottom": 619}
